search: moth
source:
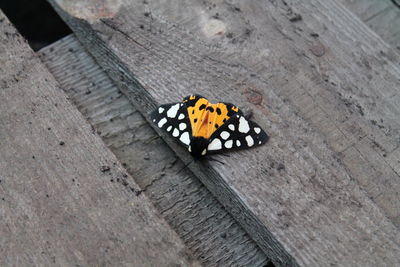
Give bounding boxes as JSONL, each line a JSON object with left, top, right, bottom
{"left": 151, "top": 95, "right": 269, "bottom": 158}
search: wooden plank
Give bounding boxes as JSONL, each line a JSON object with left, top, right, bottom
{"left": 339, "top": 0, "right": 400, "bottom": 48}
{"left": 0, "top": 11, "right": 198, "bottom": 267}
{"left": 366, "top": 6, "right": 400, "bottom": 46}
{"left": 48, "top": 0, "right": 400, "bottom": 266}
{"left": 337, "top": 0, "right": 391, "bottom": 20}
{"left": 39, "top": 34, "right": 271, "bottom": 267}
{"left": 137, "top": 0, "right": 400, "bottom": 225}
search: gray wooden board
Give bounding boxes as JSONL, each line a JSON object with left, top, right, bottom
{"left": 338, "top": 0, "right": 392, "bottom": 20}
{"left": 0, "top": 11, "right": 199, "bottom": 267}
{"left": 147, "top": 0, "right": 400, "bottom": 225}
{"left": 48, "top": 0, "right": 400, "bottom": 266}
{"left": 39, "top": 34, "right": 271, "bottom": 267}
{"left": 365, "top": 5, "right": 400, "bottom": 47}
{"left": 339, "top": 0, "right": 400, "bottom": 49}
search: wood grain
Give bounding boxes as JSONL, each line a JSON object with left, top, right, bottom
{"left": 0, "top": 11, "right": 198, "bottom": 267}
{"left": 39, "top": 34, "right": 271, "bottom": 267}
{"left": 48, "top": 0, "right": 400, "bottom": 266}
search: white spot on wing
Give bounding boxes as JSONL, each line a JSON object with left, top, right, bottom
{"left": 238, "top": 116, "right": 250, "bottom": 133}
{"left": 167, "top": 103, "right": 180, "bottom": 118}
{"left": 188, "top": 146, "right": 192, "bottom": 152}
{"left": 167, "top": 125, "right": 172, "bottom": 132}
{"left": 158, "top": 107, "right": 164, "bottom": 113}
{"left": 208, "top": 138, "right": 222, "bottom": 151}
{"left": 228, "top": 124, "right": 235, "bottom": 131}
{"left": 201, "top": 149, "right": 207, "bottom": 156}
{"left": 225, "top": 140, "right": 233, "bottom": 148}
{"left": 236, "top": 140, "right": 241, "bottom": 147}
{"left": 180, "top": 132, "right": 190, "bottom": 145}
{"left": 259, "top": 141, "right": 262, "bottom": 144}
{"left": 220, "top": 131, "right": 230, "bottom": 140}
{"left": 254, "top": 127, "right": 261, "bottom": 134}
{"left": 158, "top": 118, "right": 167, "bottom": 128}
{"left": 178, "top": 113, "right": 185, "bottom": 120}
{"left": 245, "top": 135, "right": 254, "bottom": 147}
{"left": 179, "top": 123, "right": 187, "bottom": 131}
{"left": 172, "top": 128, "right": 180, "bottom": 137}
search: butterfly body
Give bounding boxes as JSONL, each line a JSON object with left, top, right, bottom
{"left": 151, "top": 95, "right": 268, "bottom": 158}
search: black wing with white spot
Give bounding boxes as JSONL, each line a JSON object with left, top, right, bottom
{"left": 205, "top": 113, "right": 269, "bottom": 154}
{"left": 150, "top": 102, "right": 192, "bottom": 148}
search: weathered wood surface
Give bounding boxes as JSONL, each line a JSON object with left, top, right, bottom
{"left": 39, "top": 34, "right": 271, "bottom": 267}
{"left": 140, "top": 0, "right": 400, "bottom": 225}
{"left": 340, "top": 0, "right": 400, "bottom": 48}
{"left": 49, "top": 0, "right": 400, "bottom": 266}
{"left": 0, "top": 11, "right": 199, "bottom": 267}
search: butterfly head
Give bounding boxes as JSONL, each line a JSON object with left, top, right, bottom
{"left": 188, "top": 136, "right": 208, "bottom": 158}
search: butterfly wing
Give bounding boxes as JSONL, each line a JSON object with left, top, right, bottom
{"left": 150, "top": 102, "right": 192, "bottom": 148}
{"left": 205, "top": 113, "right": 269, "bottom": 155}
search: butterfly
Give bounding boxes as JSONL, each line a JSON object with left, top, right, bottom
{"left": 151, "top": 95, "right": 269, "bottom": 158}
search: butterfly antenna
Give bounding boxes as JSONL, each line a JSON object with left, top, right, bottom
{"left": 207, "top": 156, "right": 225, "bottom": 165}
{"left": 176, "top": 159, "right": 195, "bottom": 175}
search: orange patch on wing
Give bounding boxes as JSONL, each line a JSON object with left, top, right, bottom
{"left": 187, "top": 98, "right": 237, "bottom": 139}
